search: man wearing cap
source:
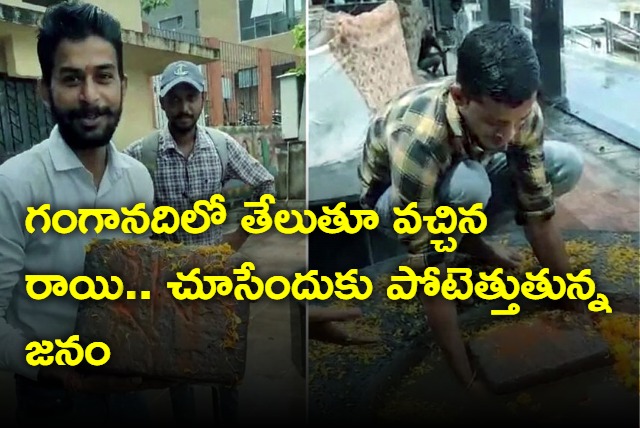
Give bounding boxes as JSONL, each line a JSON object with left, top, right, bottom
{"left": 125, "top": 60, "right": 275, "bottom": 248}
{"left": 124, "top": 60, "right": 276, "bottom": 425}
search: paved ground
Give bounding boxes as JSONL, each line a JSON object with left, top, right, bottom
{"left": 0, "top": 227, "right": 307, "bottom": 426}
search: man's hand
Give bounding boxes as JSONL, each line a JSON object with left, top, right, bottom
{"left": 524, "top": 218, "right": 595, "bottom": 315}
{"left": 38, "top": 365, "right": 177, "bottom": 394}
{"left": 308, "top": 306, "right": 380, "bottom": 345}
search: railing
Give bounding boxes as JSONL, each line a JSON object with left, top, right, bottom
{"left": 512, "top": 0, "right": 599, "bottom": 51}
{"left": 518, "top": 0, "right": 531, "bottom": 28}
{"left": 602, "top": 17, "right": 640, "bottom": 61}
{"left": 147, "top": 26, "right": 208, "bottom": 46}
{"left": 565, "top": 26, "right": 600, "bottom": 50}
{"left": 239, "top": 15, "right": 299, "bottom": 42}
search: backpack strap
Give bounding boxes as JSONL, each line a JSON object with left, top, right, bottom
{"left": 203, "top": 127, "right": 229, "bottom": 181}
{"left": 138, "top": 130, "right": 162, "bottom": 179}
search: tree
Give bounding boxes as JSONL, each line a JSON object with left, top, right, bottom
{"left": 291, "top": 23, "right": 305, "bottom": 76}
{"left": 140, "top": 0, "right": 170, "bottom": 15}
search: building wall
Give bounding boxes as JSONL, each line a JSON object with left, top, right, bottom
{"left": 198, "top": 0, "right": 238, "bottom": 39}
{"left": 217, "top": 125, "right": 305, "bottom": 204}
{"left": 0, "top": 20, "right": 156, "bottom": 151}
{"left": 116, "top": 68, "right": 155, "bottom": 149}
{"left": 142, "top": 0, "right": 301, "bottom": 55}
{"left": 244, "top": 32, "right": 296, "bottom": 54}
{"left": 0, "top": 43, "right": 6, "bottom": 71}
{"left": 143, "top": 0, "right": 200, "bottom": 35}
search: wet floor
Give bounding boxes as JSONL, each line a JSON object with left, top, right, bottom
{"left": 563, "top": 47, "right": 640, "bottom": 150}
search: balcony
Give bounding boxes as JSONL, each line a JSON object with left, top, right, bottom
{"left": 147, "top": 26, "right": 208, "bottom": 46}
{"left": 240, "top": 14, "right": 299, "bottom": 42}
{"left": 22, "top": 0, "right": 62, "bottom": 6}
{"left": 0, "top": 2, "right": 219, "bottom": 76}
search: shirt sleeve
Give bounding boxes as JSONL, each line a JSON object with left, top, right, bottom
{"left": 506, "top": 102, "right": 556, "bottom": 225}
{"left": 0, "top": 175, "right": 40, "bottom": 380}
{"left": 224, "top": 135, "right": 276, "bottom": 202}
{"left": 390, "top": 124, "right": 441, "bottom": 257}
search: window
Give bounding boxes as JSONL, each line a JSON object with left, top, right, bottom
{"left": 195, "top": 10, "right": 200, "bottom": 28}
{"left": 236, "top": 67, "right": 259, "bottom": 89}
{"left": 159, "top": 15, "right": 183, "bottom": 30}
{"left": 238, "top": 0, "right": 304, "bottom": 42}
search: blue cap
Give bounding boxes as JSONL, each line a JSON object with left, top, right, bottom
{"left": 159, "top": 60, "right": 205, "bottom": 97}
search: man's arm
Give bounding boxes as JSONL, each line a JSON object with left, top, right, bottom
{"left": 390, "top": 126, "right": 477, "bottom": 388}
{"left": 224, "top": 136, "right": 276, "bottom": 198}
{"left": 0, "top": 176, "right": 40, "bottom": 380}
{"left": 221, "top": 136, "right": 276, "bottom": 250}
{"left": 508, "top": 104, "right": 583, "bottom": 310}
{"left": 508, "top": 103, "right": 558, "bottom": 253}
{"left": 427, "top": 32, "right": 445, "bottom": 54}
{"left": 393, "top": 129, "right": 440, "bottom": 264}
{"left": 524, "top": 217, "right": 571, "bottom": 275}
{"left": 308, "top": 306, "right": 379, "bottom": 345}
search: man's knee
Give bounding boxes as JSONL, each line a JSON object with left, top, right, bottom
{"left": 440, "top": 160, "right": 491, "bottom": 208}
{"left": 543, "top": 140, "right": 584, "bottom": 196}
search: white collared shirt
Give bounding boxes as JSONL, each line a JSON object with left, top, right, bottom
{"left": 453, "top": 7, "right": 470, "bottom": 47}
{"left": 0, "top": 126, "right": 154, "bottom": 380}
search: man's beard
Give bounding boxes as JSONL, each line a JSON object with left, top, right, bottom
{"left": 50, "top": 96, "right": 123, "bottom": 151}
{"left": 169, "top": 114, "right": 197, "bottom": 135}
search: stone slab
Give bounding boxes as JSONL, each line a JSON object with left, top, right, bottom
{"left": 469, "top": 312, "right": 611, "bottom": 394}
{"left": 76, "top": 239, "right": 250, "bottom": 386}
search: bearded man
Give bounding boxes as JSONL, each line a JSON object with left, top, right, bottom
{"left": 0, "top": 2, "right": 160, "bottom": 425}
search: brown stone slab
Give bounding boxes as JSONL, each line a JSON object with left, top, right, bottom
{"left": 468, "top": 311, "right": 611, "bottom": 394}
{"left": 75, "top": 239, "right": 250, "bottom": 386}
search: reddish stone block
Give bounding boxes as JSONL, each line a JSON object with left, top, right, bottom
{"left": 75, "top": 239, "right": 249, "bottom": 386}
{"left": 468, "top": 312, "right": 610, "bottom": 394}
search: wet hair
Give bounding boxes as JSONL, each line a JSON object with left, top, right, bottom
{"left": 456, "top": 22, "right": 540, "bottom": 107}
{"left": 37, "top": 1, "right": 124, "bottom": 86}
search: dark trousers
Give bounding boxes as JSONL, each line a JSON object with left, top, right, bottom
{"left": 14, "top": 375, "right": 151, "bottom": 427}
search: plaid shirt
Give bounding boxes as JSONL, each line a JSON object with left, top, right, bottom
{"left": 124, "top": 125, "right": 275, "bottom": 245}
{"left": 359, "top": 79, "right": 554, "bottom": 259}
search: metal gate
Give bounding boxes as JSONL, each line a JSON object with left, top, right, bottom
{"left": 0, "top": 74, "right": 54, "bottom": 164}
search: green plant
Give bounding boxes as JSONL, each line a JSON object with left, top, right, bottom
{"left": 290, "top": 23, "right": 306, "bottom": 76}
{"left": 140, "top": 0, "right": 171, "bottom": 15}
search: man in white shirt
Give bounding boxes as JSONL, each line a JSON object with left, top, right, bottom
{"left": 451, "top": 0, "right": 471, "bottom": 47}
{"left": 0, "top": 2, "right": 157, "bottom": 425}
